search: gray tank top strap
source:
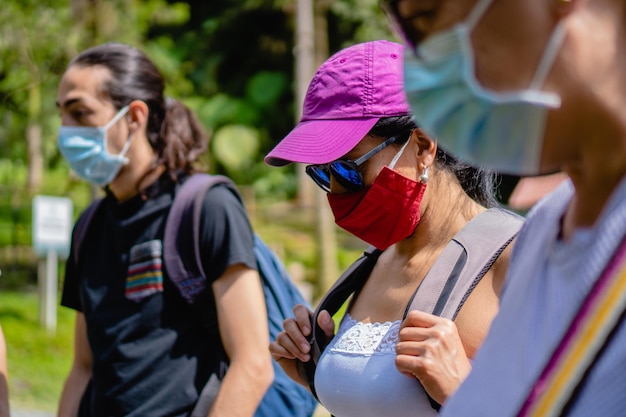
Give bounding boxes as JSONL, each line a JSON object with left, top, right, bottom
{"left": 406, "top": 208, "right": 523, "bottom": 320}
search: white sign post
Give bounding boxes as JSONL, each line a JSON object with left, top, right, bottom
{"left": 32, "top": 196, "right": 73, "bottom": 333}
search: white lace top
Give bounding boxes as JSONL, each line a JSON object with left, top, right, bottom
{"left": 315, "top": 314, "right": 438, "bottom": 417}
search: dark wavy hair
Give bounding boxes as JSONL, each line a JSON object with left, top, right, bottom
{"left": 369, "top": 116, "right": 498, "bottom": 208}
{"left": 68, "top": 42, "right": 208, "bottom": 182}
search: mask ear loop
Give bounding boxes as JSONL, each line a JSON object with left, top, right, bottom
{"left": 103, "top": 105, "right": 130, "bottom": 130}
{"left": 465, "top": 0, "right": 495, "bottom": 31}
{"left": 116, "top": 133, "right": 134, "bottom": 164}
{"left": 103, "top": 105, "right": 133, "bottom": 162}
{"left": 529, "top": 21, "right": 567, "bottom": 90}
{"left": 464, "top": 0, "right": 567, "bottom": 96}
{"left": 388, "top": 136, "right": 411, "bottom": 169}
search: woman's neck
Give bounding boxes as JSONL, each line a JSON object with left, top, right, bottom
{"left": 396, "top": 174, "right": 486, "bottom": 258}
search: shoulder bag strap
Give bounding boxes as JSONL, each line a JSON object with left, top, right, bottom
{"left": 164, "top": 173, "right": 238, "bottom": 417}
{"left": 403, "top": 208, "right": 522, "bottom": 411}
{"left": 296, "top": 246, "right": 382, "bottom": 400}
{"left": 406, "top": 208, "right": 523, "bottom": 319}
{"left": 163, "top": 173, "right": 236, "bottom": 305}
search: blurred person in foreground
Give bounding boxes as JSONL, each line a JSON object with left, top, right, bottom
{"left": 266, "top": 40, "right": 522, "bottom": 417}
{"left": 55, "top": 42, "right": 272, "bottom": 417}
{"left": 383, "top": 0, "right": 626, "bottom": 416}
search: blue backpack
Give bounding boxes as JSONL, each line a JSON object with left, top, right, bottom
{"left": 74, "top": 173, "right": 317, "bottom": 417}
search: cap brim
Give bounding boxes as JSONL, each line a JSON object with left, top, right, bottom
{"left": 265, "top": 118, "right": 380, "bottom": 166}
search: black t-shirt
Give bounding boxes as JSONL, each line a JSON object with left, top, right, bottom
{"left": 61, "top": 174, "right": 257, "bottom": 417}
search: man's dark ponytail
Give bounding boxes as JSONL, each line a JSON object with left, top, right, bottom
{"left": 159, "top": 98, "right": 209, "bottom": 177}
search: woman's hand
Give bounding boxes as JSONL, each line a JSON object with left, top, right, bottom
{"left": 395, "top": 309, "right": 472, "bottom": 405}
{"left": 269, "top": 304, "right": 335, "bottom": 387}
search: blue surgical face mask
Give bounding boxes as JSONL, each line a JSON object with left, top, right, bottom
{"left": 403, "top": 0, "right": 567, "bottom": 176}
{"left": 58, "top": 106, "right": 132, "bottom": 187}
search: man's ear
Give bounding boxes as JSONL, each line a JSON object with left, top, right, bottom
{"left": 414, "top": 128, "right": 437, "bottom": 167}
{"left": 127, "top": 100, "right": 149, "bottom": 133}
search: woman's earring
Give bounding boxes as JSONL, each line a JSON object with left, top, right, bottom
{"left": 420, "top": 166, "right": 429, "bottom": 184}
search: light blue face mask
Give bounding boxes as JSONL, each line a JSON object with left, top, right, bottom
{"left": 403, "top": 0, "right": 567, "bottom": 176}
{"left": 58, "top": 106, "right": 132, "bottom": 187}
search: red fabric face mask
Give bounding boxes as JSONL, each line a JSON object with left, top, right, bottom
{"left": 327, "top": 166, "right": 427, "bottom": 250}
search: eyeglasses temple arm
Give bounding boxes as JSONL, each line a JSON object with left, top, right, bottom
{"left": 353, "top": 134, "right": 401, "bottom": 166}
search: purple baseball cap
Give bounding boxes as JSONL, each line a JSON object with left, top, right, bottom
{"left": 265, "top": 40, "right": 411, "bottom": 166}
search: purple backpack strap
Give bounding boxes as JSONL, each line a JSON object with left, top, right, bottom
{"left": 163, "top": 173, "right": 235, "bottom": 305}
{"left": 406, "top": 208, "right": 523, "bottom": 319}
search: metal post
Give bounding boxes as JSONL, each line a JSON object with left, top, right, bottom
{"left": 41, "top": 250, "right": 58, "bottom": 333}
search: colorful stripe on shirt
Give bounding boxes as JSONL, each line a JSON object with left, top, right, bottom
{"left": 518, "top": 237, "right": 626, "bottom": 417}
{"left": 126, "top": 240, "right": 164, "bottom": 302}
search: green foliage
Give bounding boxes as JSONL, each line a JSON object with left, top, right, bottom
{"left": 0, "top": 0, "right": 76, "bottom": 163}
{"left": 192, "top": 94, "right": 241, "bottom": 128}
{"left": 212, "top": 124, "right": 260, "bottom": 174}
{"left": 330, "top": 0, "right": 397, "bottom": 45}
{"left": 0, "top": 291, "right": 74, "bottom": 412}
{"left": 138, "top": 0, "right": 190, "bottom": 28}
{"left": 1, "top": 0, "right": 395, "bottom": 200}
{"left": 247, "top": 71, "right": 289, "bottom": 108}
{"left": 252, "top": 166, "right": 298, "bottom": 201}
{"left": 146, "top": 1, "right": 297, "bottom": 193}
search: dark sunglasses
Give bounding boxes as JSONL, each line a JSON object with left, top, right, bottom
{"left": 305, "top": 134, "right": 405, "bottom": 193}
{"left": 380, "top": 0, "right": 424, "bottom": 50}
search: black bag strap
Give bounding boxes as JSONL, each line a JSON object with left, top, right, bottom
{"left": 295, "top": 245, "right": 382, "bottom": 399}
{"left": 297, "top": 208, "right": 523, "bottom": 401}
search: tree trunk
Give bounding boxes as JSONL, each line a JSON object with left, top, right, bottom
{"left": 312, "top": 1, "right": 338, "bottom": 295}
{"left": 294, "top": 0, "right": 339, "bottom": 298}
{"left": 26, "top": 85, "right": 43, "bottom": 192}
{"left": 294, "top": 0, "right": 316, "bottom": 209}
